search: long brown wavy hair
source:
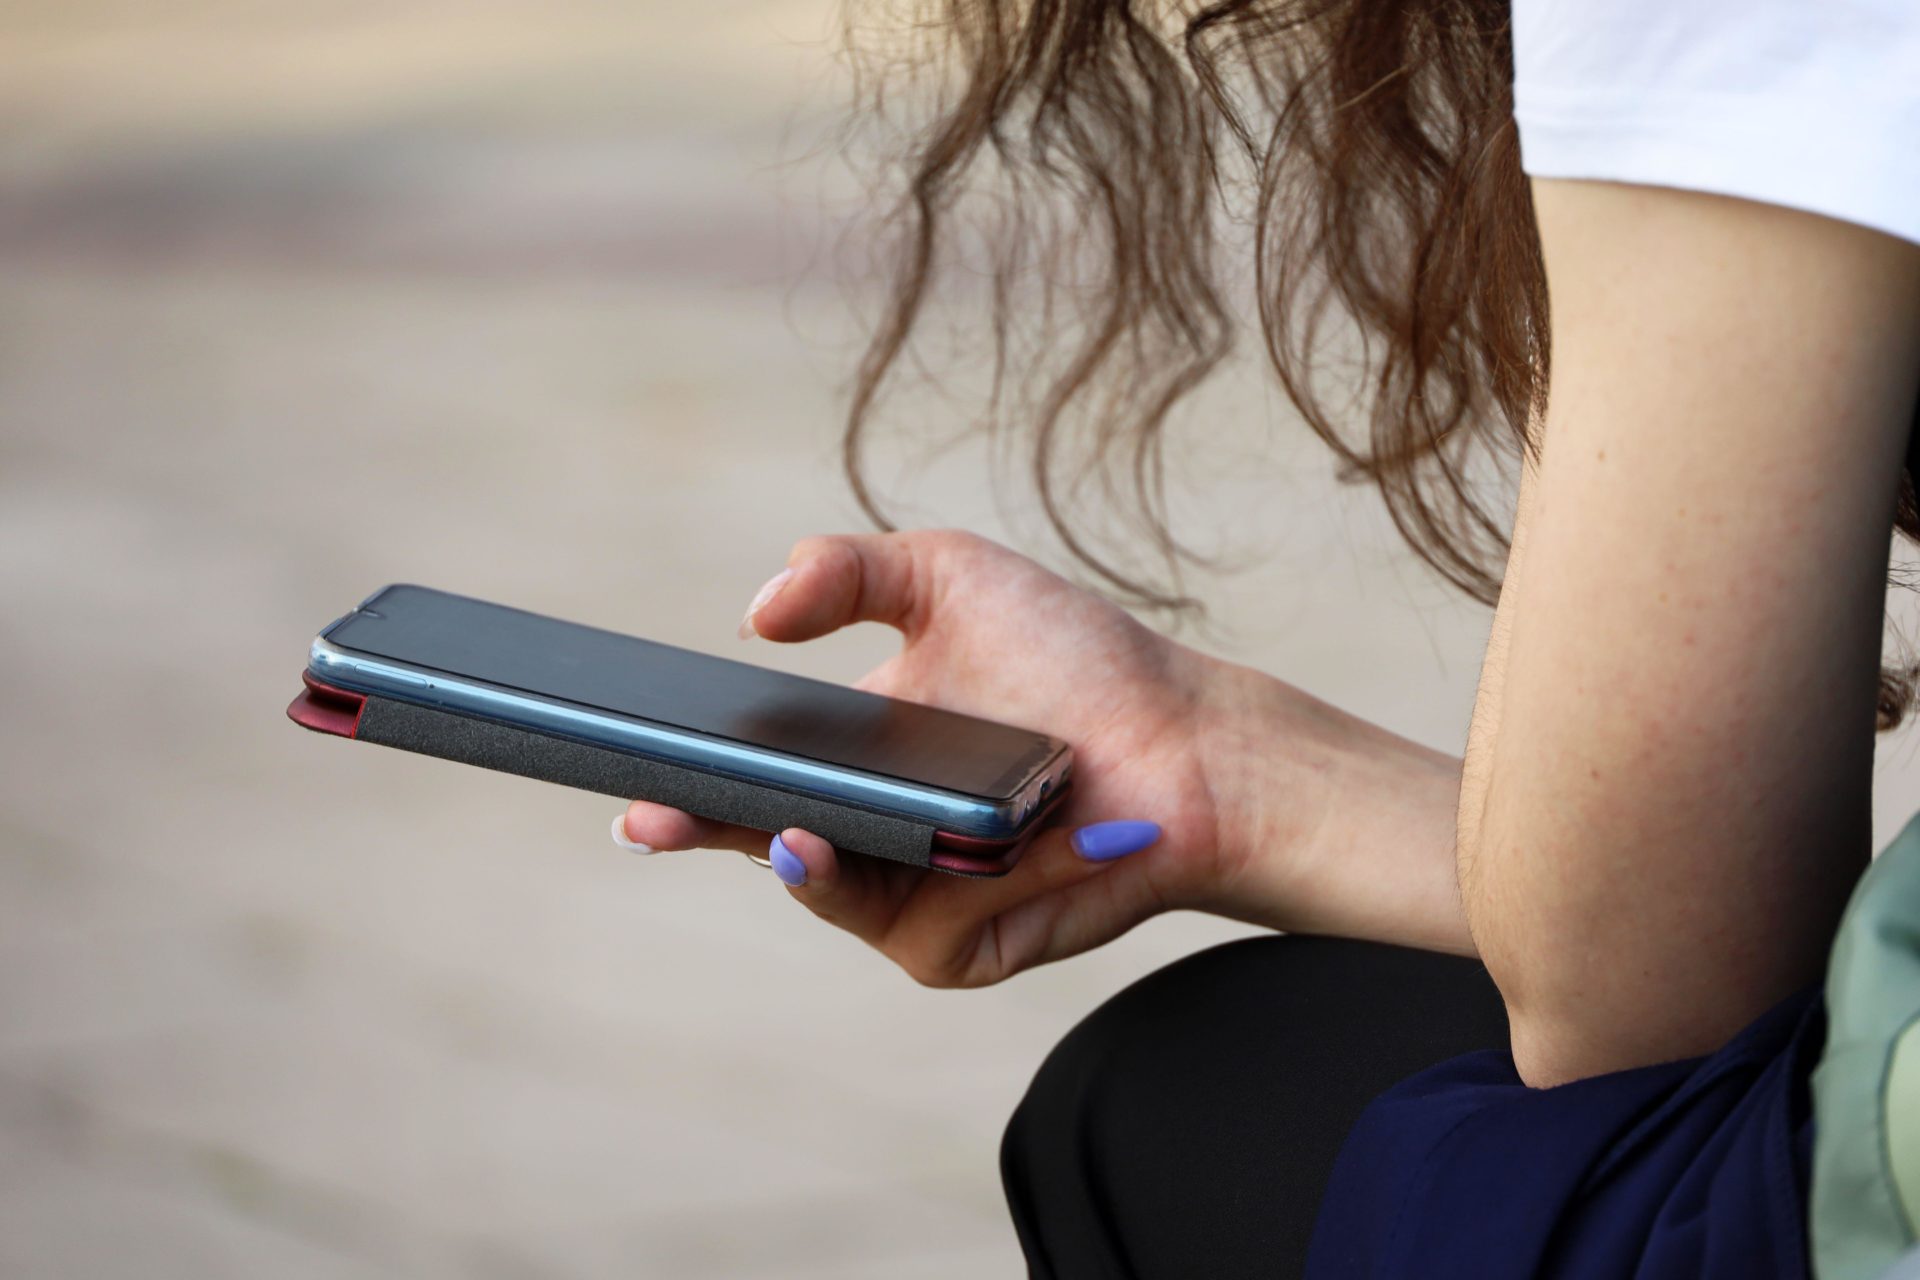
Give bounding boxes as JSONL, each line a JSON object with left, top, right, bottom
{"left": 839, "top": 0, "right": 1920, "bottom": 725}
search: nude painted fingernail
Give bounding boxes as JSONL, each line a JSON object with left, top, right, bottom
{"left": 611, "top": 813, "right": 656, "bottom": 854}
{"left": 737, "top": 568, "right": 794, "bottom": 640}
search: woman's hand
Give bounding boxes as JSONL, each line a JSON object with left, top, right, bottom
{"left": 619, "top": 530, "right": 1471, "bottom": 985}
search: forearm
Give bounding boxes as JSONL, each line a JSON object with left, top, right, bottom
{"left": 1180, "top": 466, "right": 1538, "bottom": 958}
{"left": 1189, "top": 662, "right": 1476, "bottom": 957}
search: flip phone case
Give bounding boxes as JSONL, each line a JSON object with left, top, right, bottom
{"left": 287, "top": 673, "right": 1028, "bottom": 876}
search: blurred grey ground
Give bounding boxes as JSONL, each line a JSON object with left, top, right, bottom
{"left": 6, "top": 3, "right": 1920, "bottom": 1277}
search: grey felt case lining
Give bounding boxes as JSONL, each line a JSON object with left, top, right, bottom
{"left": 355, "top": 695, "right": 937, "bottom": 867}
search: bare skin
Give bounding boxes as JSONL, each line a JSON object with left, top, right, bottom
{"left": 624, "top": 530, "right": 1468, "bottom": 988}
{"left": 1461, "top": 181, "right": 1920, "bottom": 1085}
{"left": 627, "top": 181, "right": 1920, "bottom": 1085}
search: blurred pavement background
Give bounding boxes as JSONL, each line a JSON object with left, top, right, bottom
{"left": 6, "top": 2, "right": 1920, "bottom": 1276}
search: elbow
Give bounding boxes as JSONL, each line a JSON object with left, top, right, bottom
{"left": 1462, "top": 816, "right": 1827, "bottom": 1088}
{"left": 1456, "top": 819, "right": 1685, "bottom": 1087}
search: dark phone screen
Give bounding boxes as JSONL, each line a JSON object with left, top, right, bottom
{"left": 325, "top": 585, "right": 1061, "bottom": 800}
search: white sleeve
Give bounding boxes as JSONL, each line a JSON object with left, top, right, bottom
{"left": 1512, "top": 0, "right": 1920, "bottom": 246}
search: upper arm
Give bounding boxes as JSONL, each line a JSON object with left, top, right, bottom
{"left": 1462, "top": 179, "right": 1920, "bottom": 1087}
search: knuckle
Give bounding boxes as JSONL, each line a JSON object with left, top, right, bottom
{"left": 789, "top": 534, "right": 848, "bottom": 568}
{"left": 824, "top": 540, "right": 866, "bottom": 582}
{"left": 913, "top": 527, "right": 987, "bottom": 558}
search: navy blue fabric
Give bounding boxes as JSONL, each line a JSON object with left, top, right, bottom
{"left": 1306, "top": 987, "right": 1824, "bottom": 1278}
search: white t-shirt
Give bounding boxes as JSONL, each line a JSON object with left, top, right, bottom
{"left": 1512, "top": 0, "right": 1920, "bottom": 246}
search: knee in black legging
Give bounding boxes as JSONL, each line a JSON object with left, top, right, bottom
{"left": 1001, "top": 935, "right": 1508, "bottom": 1279}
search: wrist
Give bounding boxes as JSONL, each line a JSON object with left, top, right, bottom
{"left": 1187, "top": 660, "right": 1473, "bottom": 955}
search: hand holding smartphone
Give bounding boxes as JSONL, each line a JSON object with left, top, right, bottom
{"left": 288, "top": 533, "right": 1211, "bottom": 993}
{"left": 289, "top": 584, "right": 1073, "bottom": 875}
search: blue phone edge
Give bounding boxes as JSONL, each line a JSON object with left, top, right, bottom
{"left": 307, "top": 634, "right": 1069, "bottom": 840}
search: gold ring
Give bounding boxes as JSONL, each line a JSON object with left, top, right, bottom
{"left": 744, "top": 849, "right": 773, "bottom": 868}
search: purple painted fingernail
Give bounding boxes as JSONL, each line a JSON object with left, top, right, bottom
{"left": 769, "top": 833, "right": 808, "bottom": 886}
{"left": 1071, "top": 820, "right": 1162, "bottom": 862}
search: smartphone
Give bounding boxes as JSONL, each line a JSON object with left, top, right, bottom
{"left": 295, "top": 585, "right": 1072, "bottom": 872}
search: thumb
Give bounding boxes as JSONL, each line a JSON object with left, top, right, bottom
{"left": 976, "top": 819, "right": 1164, "bottom": 914}
{"left": 910, "top": 819, "right": 1167, "bottom": 986}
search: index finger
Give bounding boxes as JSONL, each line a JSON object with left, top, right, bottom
{"left": 745, "top": 531, "right": 950, "bottom": 644}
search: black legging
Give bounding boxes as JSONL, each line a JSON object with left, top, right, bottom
{"left": 1000, "top": 936, "right": 1511, "bottom": 1279}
